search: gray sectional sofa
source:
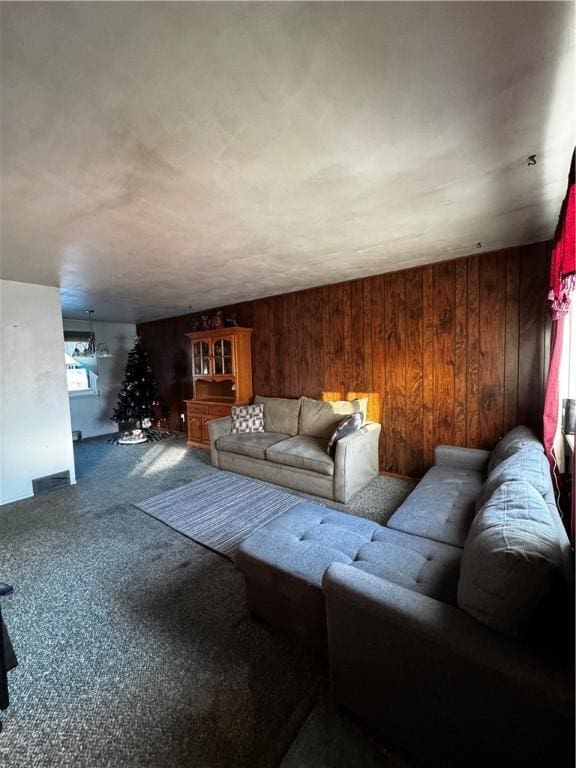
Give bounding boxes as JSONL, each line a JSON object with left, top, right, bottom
{"left": 235, "top": 426, "right": 574, "bottom": 767}
{"left": 208, "top": 395, "right": 381, "bottom": 502}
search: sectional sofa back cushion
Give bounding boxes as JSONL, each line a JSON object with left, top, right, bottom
{"left": 458, "top": 480, "right": 565, "bottom": 635}
{"left": 254, "top": 395, "right": 301, "bottom": 436}
{"left": 299, "top": 397, "right": 367, "bottom": 440}
{"left": 477, "top": 448, "right": 552, "bottom": 510}
{"left": 487, "top": 426, "right": 544, "bottom": 474}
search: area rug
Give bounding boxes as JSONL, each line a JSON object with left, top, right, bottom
{"left": 134, "top": 471, "right": 305, "bottom": 557}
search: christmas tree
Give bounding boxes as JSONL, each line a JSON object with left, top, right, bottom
{"left": 112, "top": 338, "right": 163, "bottom": 428}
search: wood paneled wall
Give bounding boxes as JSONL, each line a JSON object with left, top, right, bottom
{"left": 138, "top": 241, "right": 550, "bottom": 477}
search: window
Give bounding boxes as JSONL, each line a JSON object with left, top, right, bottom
{"left": 66, "top": 360, "right": 91, "bottom": 392}
{"left": 559, "top": 306, "right": 575, "bottom": 419}
{"left": 563, "top": 305, "right": 576, "bottom": 400}
{"left": 64, "top": 339, "right": 98, "bottom": 395}
{"left": 555, "top": 305, "right": 576, "bottom": 471}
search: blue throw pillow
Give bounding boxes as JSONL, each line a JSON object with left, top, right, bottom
{"left": 326, "top": 413, "right": 363, "bottom": 457}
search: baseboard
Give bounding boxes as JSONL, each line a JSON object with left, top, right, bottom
{"left": 378, "top": 470, "right": 417, "bottom": 481}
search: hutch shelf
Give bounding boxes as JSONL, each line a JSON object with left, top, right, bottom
{"left": 184, "top": 327, "right": 253, "bottom": 448}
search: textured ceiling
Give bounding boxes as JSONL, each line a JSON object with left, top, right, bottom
{"left": 0, "top": 2, "right": 574, "bottom": 323}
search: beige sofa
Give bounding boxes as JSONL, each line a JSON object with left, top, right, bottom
{"left": 207, "top": 395, "right": 381, "bottom": 502}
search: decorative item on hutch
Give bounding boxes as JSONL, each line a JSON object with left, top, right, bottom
{"left": 184, "top": 327, "right": 253, "bottom": 448}
{"left": 210, "top": 309, "right": 224, "bottom": 329}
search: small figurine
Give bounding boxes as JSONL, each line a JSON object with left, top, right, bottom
{"left": 211, "top": 310, "right": 224, "bottom": 329}
{"left": 224, "top": 312, "right": 239, "bottom": 328}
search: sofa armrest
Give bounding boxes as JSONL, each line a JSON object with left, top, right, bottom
{"left": 323, "top": 563, "right": 572, "bottom": 712}
{"left": 322, "top": 563, "right": 573, "bottom": 764}
{"left": 207, "top": 416, "right": 232, "bottom": 468}
{"left": 434, "top": 444, "right": 490, "bottom": 472}
{"left": 333, "top": 422, "right": 381, "bottom": 503}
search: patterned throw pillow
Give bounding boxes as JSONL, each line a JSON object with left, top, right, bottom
{"left": 326, "top": 412, "right": 363, "bottom": 457}
{"left": 231, "top": 403, "right": 265, "bottom": 434}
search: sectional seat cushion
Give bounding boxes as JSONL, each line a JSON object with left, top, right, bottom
{"left": 236, "top": 501, "right": 462, "bottom": 604}
{"left": 299, "top": 397, "right": 368, "bottom": 440}
{"left": 487, "top": 425, "right": 544, "bottom": 474}
{"left": 458, "top": 480, "right": 565, "bottom": 634}
{"left": 266, "top": 435, "right": 335, "bottom": 476}
{"left": 350, "top": 527, "right": 462, "bottom": 604}
{"left": 236, "top": 502, "right": 379, "bottom": 587}
{"left": 387, "top": 465, "right": 484, "bottom": 547}
{"left": 216, "top": 431, "right": 289, "bottom": 460}
{"left": 254, "top": 395, "right": 301, "bottom": 436}
{"left": 477, "top": 448, "right": 552, "bottom": 510}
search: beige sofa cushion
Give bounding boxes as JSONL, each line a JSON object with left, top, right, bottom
{"left": 266, "top": 436, "right": 335, "bottom": 476}
{"left": 299, "top": 397, "right": 368, "bottom": 440}
{"left": 216, "top": 432, "right": 290, "bottom": 460}
{"left": 254, "top": 395, "right": 302, "bottom": 436}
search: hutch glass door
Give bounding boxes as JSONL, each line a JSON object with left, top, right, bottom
{"left": 193, "top": 340, "right": 211, "bottom": 375}
{"left": 213, "top": 337, "right": 233, "bottom": 375}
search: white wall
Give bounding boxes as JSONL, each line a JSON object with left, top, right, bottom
{"left": 63, "top": 319, "right": 136, "bottom": 438}
{"left": 1, "top": 280, "right": 76, "bottom": 504}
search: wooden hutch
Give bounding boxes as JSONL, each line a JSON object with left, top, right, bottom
{"left": 184, "top": 327, "right": 253, "bottom": 448}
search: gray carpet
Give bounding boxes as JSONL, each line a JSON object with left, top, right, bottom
{"left": 0, "top": 435, "right": 414, "bottom": 767}
{"left": 0, "top": 500, "right": 320, "bottom": 767}
{"left": 135, "top": 472, "right": 304, "bottom": 557}
{"left": 290, "top": 473, "right": 415, "bottom": 524}
{"left": 280, "top": 691, "right": 410, "bottom": 768}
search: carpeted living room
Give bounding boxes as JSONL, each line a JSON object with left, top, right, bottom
{"left": 1, "top": 2, "right": 575, "bottom": 768}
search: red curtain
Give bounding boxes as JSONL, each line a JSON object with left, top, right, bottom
{"left": 542, "top": 160, "right": 575, "bottom": 541}
{"left": 547, "top": 181, "right": 575, "bottom": 319}
{"left": 543, "top": 315, "right": 566, "bottom": 463}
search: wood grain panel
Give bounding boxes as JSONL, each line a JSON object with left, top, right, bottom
{"left": 269, "top": 297, "right": 283, "bottom": 397}
{"left": 349, "top": 279, "right": 372, "bottom": 392}
{"left": 433, "top": 261, "right": 456, "bottom": 447}
{"left": 466, "top": 255, "right": 480, "bottom": 445}
{"left": 325, "top": 282, "right": 349, "bottom": 397}
{"left": 138, "top": 242, "right": 550, "bottom": 477}
{"left": 518, "top": 242, "right": 549, "bottom": 434}
{"left": 479, "top": 252, "right": 507, "bottom": 447}
{"left": 422, "top": 265, "right": 435, "bottom": 468}
{"left": 504, "top": 248, "right": 520, "bottom": 433}
{"left": 454, "top": 259, "right": 467, "bottom": 446}
{"left": 284, "top": 293, "right": 300, "bottom": 397}
{"left": 370, "top": 275, "right": 386, "bottom": 469}
{"left": 384, "top": 272, "right": 406, "bottom": 474}
{"left": 251, "top": 299, "right": 270, "bottom": 396}
{"left": 299, "top": 289, "right": 323, "bottom": 398}
{"left": 405, "top": 269, "right": 424, "bottom": 476}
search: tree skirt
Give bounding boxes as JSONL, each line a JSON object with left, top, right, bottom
{"left": 107, "top": 429, "right": 172, "bottom": 445}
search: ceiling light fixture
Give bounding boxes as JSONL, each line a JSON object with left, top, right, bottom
{"left": 72, "top": 310, "right": 112, "bottom": 358}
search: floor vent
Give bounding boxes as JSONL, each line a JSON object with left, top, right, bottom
{"left": 32, "top": 470, "right": 71, "bottom": 496}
